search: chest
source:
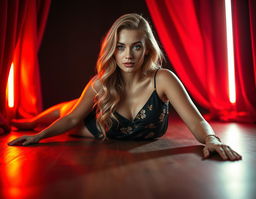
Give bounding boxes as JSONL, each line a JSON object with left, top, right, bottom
{"left": 116, "top": 88, "right": 167, "bottom": 121}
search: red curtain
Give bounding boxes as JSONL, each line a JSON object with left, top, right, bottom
{"left": 146, "top": 0, "right": 256, "bottom": 122}
{"left": 232, "top": 0, "right": 256, "bottom": 122}
{"left": 0, "top": 0, "right": 51, "bottom": 119}
{"left": 0, "top": 0, "right": 26, "bottom": 113}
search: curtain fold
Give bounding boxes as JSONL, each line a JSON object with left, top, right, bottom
{"left": 0, "top": 0, "right": 51, "bottom": 119}
{"left": 0, "top": 0, "right": 27, "bottom": 113}
{"left": 146, "top": 0, "right": 256, "bottom": 122}
{"left": 231, "top": 0, "right": 256, "bottom": 122}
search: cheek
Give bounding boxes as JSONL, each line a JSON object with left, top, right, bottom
{"left": 114, "top": 52, "right": 122, "bottom": 64}
{"left": 113, "top": 52, "right": 119, "bottom": 59}
{"left": 136, "top": 51, "right": 146, "bottom": 61}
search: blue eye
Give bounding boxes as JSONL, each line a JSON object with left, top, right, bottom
{"left": 116, "top": 45, "right": 125, "bottom": 51}
{"left": 133, "top": 45, "right": 142, "bottom": 50}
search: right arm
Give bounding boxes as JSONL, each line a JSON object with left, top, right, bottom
{"left": 8, "top": 76, "right": 101, "bottom": 146}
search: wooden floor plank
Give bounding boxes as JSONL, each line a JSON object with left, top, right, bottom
{"left": 0, "top": 116, "right": 255, "bottom": 199}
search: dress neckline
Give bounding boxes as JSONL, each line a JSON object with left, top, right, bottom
{"left": 115, "top": 90, "right": 158, "bottom": 122}
{"left": 114, "top": 68, "right": 166, "bottom": 122}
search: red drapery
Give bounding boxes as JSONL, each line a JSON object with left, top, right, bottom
{"left": 0, "top": 0, "right": 26, "bottom": 113}
{"left": 146, "top": 0, "right": 256, "bottom": 122}
{"left": 232, "top": 0, "right": 256, "bottom": 122}
{"left": 0, "top": 0, "right": 51, "bottom": 119}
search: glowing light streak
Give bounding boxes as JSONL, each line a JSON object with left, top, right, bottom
{"left": 225, "top": 0, "right": 236, "bottom": 104}
{"left": 7, "top": 63, "right": 15, "bottom": 108}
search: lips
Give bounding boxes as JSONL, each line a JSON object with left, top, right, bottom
{"left": 123, "top": 62, "right": 135, "bottom": 67}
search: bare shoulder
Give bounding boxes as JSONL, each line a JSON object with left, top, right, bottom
{"left": 156, "top": 68, "right": 193, "bottom": 105}
{"left": 156, "top": 68, "right": 182, "bottom": 90}
{"left": 157, "top": 68, "right": 178, "bottom": 80}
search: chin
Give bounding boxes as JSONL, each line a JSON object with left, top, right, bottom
{"left": 121, "top": 65, "right": 142, "bottom": 73}
{"left": 124, "top": 67, "right": 135, "bottom": 72}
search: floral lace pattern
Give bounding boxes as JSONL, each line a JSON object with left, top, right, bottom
{"left": 147, "top": 104, "right": 153, "bottom": 111}
{"left": 135, "top": 109, "right": 146, "bottom": 120}
{"left": 159, "top": 108, "right": 168, "bottom": 122}
{"left": 134, "top": 104, "right": 154, "bottom": 121}
{"left": 120, "top": 126, "right": 133, "bottom": 135}
{"left": 117, "top": 103, "right": 168, "bottom": 138}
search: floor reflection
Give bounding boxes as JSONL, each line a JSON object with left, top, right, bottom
{"left": 222, "top": 123, "right": 245, "bottom": 153}
{"left": 2, "top": 135, "right": 39, "bottom": 199}
{"left": 220, "top": 124, "right": 252, "bottom": 199}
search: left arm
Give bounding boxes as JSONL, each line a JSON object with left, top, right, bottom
{"left": 158, "top": 69, "right": 242, "bottom": 160}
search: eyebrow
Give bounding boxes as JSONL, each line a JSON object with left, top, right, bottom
{"left": 117, "top": 41, "right": 142, "bottom": 45}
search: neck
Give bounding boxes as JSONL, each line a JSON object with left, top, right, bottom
{"left": 120, "top": 69, "right": 146, "bottom": 89}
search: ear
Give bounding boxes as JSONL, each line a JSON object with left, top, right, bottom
{"left": 145, "top": 49, "right": 149, "bottom": 55}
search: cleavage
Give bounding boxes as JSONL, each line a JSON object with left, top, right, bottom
{"left": 116, "top": 89, "right": 155, "bottom": 121}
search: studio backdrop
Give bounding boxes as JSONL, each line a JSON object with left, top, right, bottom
{"left": 146, "top": 0, "right": 256, "bottom": 122}
{"left": 1, "top": 0, "right": 255, "bottom": 123}
{"left": 0, "top": 0, "right": 51, "bottom": 118}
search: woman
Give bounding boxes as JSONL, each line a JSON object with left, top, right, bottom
{"left": 8, "top": 13, "right": 241, "bottom": 161}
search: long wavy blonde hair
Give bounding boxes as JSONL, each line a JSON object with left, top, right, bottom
{"left": 94, "top": 13, "right": 164, "bottom": 138}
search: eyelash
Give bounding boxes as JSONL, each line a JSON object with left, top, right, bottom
{"left": 116, "top": 45, "right": 142, "bottom": 51}
{"left": 134, "top": 45, "right": 142, "bottom": 50}
{"left": 116, "top": 45, "right": 125, "bottom": 50}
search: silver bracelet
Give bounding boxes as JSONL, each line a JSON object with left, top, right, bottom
{"left": 205, "top": 134, "right": 221, "bottom": 142}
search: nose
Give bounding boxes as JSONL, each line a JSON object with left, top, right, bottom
{"left": 125, "top": 48, "right": 133, "bottom": 60}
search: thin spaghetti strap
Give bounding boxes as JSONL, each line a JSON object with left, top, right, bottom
{"left": 154, "top": 68, "right": 160, "bottom": 90}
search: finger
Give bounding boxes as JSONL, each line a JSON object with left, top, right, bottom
{"left": 22, "top": 140, "right": 32, "bottom": 146}
{"left": 8, "top": 138, "right": 22, "bottom": 145}
{"left": 222, "top": 145, "right": 242, "bottom": 161}
{"left": 234, "top": 151, "right": 242, "bottom": 160}
{"left": 22, "top": 138, "right": 36, "bottom": 146}
{"left": 203, "top": 147, "right": 210, "bottom": 158}
{"left": 230, "top": 149, "right": 242, "bottom": 160}
{"left": 222, "top": 145, "right": 237, "bottom": 160}
{"left": 215, "top": 147, "right": 228, "bottom": 160}
{"left": 8, "top": 136, "right": 26, "bottom": 146}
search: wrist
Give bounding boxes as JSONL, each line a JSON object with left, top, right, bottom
{"left": 36, "top": 130, "right": 47, "bottom": 140}
{"left": 204, "top": 134, "right": 221, "bottom": 143}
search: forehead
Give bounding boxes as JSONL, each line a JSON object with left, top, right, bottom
{"left": 117, "top": 29, "right": 146, "bottom": 44}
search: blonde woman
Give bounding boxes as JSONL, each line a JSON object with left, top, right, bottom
{"left": 8, "top": 13, "right": 241, "bottom": 161}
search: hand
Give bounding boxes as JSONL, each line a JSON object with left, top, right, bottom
{"left": 8, "top": 134, "right": 41, "bottom": 146}
{"left": 203, "top": 138, "right": 242, "bottom": 161}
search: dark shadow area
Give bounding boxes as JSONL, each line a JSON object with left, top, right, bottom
{"left": 39, "top": 0, "right": 160, "bottom": 109}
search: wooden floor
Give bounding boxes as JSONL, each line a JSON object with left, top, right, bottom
{"left": 0, "top": 115, "right": 255, "bottom": 199}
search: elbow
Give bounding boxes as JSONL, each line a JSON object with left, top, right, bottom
{"left": 65, "top": 115, "right": 80, "bottom": 128}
